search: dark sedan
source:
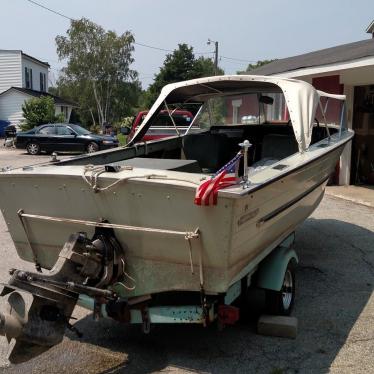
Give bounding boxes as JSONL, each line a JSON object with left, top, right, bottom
{"left": 16, "top": 123, "right": 119, "bottom": 155}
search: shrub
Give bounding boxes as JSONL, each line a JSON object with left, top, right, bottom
{"left": 21, "top": 96, "right": 62, "bottom": 131}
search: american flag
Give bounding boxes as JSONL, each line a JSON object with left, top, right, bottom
{"left": 194, "top": 151, "right": 243, "bottom": 206}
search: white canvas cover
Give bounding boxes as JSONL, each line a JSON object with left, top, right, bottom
{"left": 132, "top": 75, "right": 346, "bottom": 152}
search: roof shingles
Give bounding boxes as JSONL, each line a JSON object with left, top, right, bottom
{"left": 0, "top": 87, "right": 77, "bottom": 107}
{"left": 250, "top": 38, "right": 374, "bottom": 76}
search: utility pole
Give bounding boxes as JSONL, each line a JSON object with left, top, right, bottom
{"left": 207, "top": 39, "right": 219, "bottom": 75}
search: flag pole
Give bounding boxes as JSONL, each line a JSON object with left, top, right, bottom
{"left": 239, "top": 140, "right": 252, "bottom": 188}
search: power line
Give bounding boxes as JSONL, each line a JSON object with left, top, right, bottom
{"left": 24, "top": 0, "right": 257, "bottom": 69}
{"left": 25, "top": 0, "right": 73, "bottom": 20}
{"left": 134, "top": 42, "right": 173, "bottom": 53}
{"left": 127, "top": 42, "right": 213, "bottom": 55}
{"left": 23, "top": 0, "right": 211, "bottom": 55}
{"left": 22, "top": 0, "right": 221, "bottom": 58}
{"left": 219, "top": 59, "right": 248, "bottom": 67}
{"left": 220, "top": 55, "right": 257, "bottom": 63}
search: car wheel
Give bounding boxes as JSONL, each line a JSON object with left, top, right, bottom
{"left": 86, "top": 142, "right": 99, "bottom": 153}
{"left": 265, "top": 261, "right": 296, "bottom": 316}
{"left": 26, "top": 142, "right": 41, "bottom": 155}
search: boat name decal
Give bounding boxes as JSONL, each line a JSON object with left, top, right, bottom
{"left": 237, "top": 208, "right": 259, "bottom": 226}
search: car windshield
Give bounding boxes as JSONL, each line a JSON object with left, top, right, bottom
{"left": 70, "top": 124, "right": 91, "bottom": 135}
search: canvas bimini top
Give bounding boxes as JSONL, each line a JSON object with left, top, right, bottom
{"left": 132, "top": 75, "right": 346, "bottom": 153}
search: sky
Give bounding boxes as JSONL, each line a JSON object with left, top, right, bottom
{"left": 1, "top": 0, "right": 374, "bottom": 89}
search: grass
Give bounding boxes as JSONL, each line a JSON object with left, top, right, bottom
{"left": 116, "top": 133, "right": 127, "bottom": 146}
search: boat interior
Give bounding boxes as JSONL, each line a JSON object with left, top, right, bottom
{"left": 59, "top": 122, "right": 338, "bottom": 176}
{"left": 57, "top": 79, "right": 344, "bottom": 176}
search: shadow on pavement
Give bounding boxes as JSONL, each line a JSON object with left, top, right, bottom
{"left": 3, "top": 218, "right": 373, "bottom": 374}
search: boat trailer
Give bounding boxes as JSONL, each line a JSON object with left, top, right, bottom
{"left": 0, "top": 222, "right": 297, "bottom": 363}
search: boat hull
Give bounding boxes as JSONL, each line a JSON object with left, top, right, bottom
{"left": 0, "top": 139, "right": 350, "bottom": 297}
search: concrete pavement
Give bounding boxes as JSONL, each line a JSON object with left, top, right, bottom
{"left": 326, "top": 185, "right": 374, "bottom": 208}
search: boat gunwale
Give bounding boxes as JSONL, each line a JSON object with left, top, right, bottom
{"left": 0, "top": 130, "right": 353, "bottom": 199}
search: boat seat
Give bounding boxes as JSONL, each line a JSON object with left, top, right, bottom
{"left": 259, "top": 133, "right": 298, "bottom": 160}
{"left": 251, "top": 134, "right": 298, "bottom": 169}
{"left": 183, "top": 132, "right": 232, "bottom": 172}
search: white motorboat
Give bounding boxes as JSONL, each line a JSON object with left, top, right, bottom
{"left": 0, "top": 76, "right": 353, "bottom": 362}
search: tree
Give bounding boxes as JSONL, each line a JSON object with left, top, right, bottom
{"left": 144, "top": 44, "right": 224, "bottom": 107}
{"left": 238, "top": 59, "right": 276, "bottom": 74}
{"left": 55, "top": 18, "right": 138, "bottom": 126}
{"left": 21, "top": 96, "right": 63, "bottom": 130}
{"left": 194, "top": 56, "right": 224, "bottom": 77}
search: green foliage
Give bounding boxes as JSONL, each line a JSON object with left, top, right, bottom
{"left": 145, "top": 44, "right": 224, "bottom": 107}
{"left": 89, "top": 123, "right": 101, "bottom": 134}
{"left": 116, "top": 133, "right": 127, "bottom": 146}
{"left": 21, "top": 96, "right": 59, "bottom": 131}
{"left": 238, "top": 59, "right": 276, "bottom": 74}
{"left": 54, "top": 18, "right": 139, "bottom": 126}
{"left": 194, "top": 56, "right": 224, "bottom": 77}
{"left": 55, "top": 112, "right": 66, "bottom": 123}
{"left": 197, "top": 97, "right": 226, "bottom": 129}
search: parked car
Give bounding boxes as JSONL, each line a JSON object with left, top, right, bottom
{"left": 16, "top": 123, "right": 119, "bottom": 155}
{"left": 127, "top": 110, "right": 197, "bottom": 142}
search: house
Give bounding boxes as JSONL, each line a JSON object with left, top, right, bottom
{"left": 249, "top": 22, "right": 374, "bottom": 186}
{"left": 0, "top": 50, "right": 75, "bottom": 126}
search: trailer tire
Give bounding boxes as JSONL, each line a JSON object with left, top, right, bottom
{"left": 265, "top": 260, "right": 296, "bottom": 316}
{"left": 240, "top": 287, "right": 266, "bottom": 322}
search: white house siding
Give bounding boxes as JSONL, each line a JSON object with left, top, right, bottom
{"left": 0, "top": 51, "right": 22, "bottom": 94}
{"left": 21, "top": 55, "right": 49, "bottom": 92}
{"left": 55, "top": 105, "right": 73, "bottom": 123}
{"left": 0, "top": 90, "right": 28, "bottom": 125}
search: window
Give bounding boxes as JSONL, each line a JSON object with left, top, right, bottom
{"left": 25, "top": 67, "right": 30, "bottom": 88}
{"left": 152, "top": 114, "right": 192, "bottom": 127}
{"left": 40, "top": 72, "right": 46, "bottom": 92}
{"left": 60, "top": 106, "right": 68, "bottom": 120}
{"left": 37, "top": 126, "right": 55, "bottom": 135}
{"left": 25, "top": 67, "right": 33, "bottom": 89}
{"left": 56, "top": 126, "right": 75, "bottom": 135}
{"left": 193, "top": 93, "right": 289, "bottom": 128}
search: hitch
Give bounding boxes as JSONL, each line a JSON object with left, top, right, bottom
{"left": 0, "top": 228, "right": 126, "bottom": 363}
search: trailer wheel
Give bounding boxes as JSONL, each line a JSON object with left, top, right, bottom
{"left": 266, "top": 260, "right": 296, "bottom": 316}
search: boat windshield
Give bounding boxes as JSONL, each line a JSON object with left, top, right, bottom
{"left": 192, "top": 92, "right": 288, "bottom": 129}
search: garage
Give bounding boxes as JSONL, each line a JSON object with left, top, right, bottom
{"left": 250, "top": 21, "right": 374, "bottom": 186}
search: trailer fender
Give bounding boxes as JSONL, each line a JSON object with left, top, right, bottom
{"left": 256, "top": 245, "right": 298, "bottom": 292}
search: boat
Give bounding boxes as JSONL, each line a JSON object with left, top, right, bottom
{"left": 0, "top": 75, "right": 353, "bottom": 362}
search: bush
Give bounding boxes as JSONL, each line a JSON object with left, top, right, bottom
{"left": 21, "top": 96, "right": 62, "bottom": 131}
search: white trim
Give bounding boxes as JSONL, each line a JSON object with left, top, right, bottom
{"left": 270, "top": 56, "right": 374, "bottom": 79}
{"left": 21, "top": 53, "right": 50, "bottom": 69}
{"left": 232, "top": 99, "right": 242, "bottom": 124}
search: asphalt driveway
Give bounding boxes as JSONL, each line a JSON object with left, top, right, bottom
{"left": 0, "top": 146, "right": 72, "bottom": 169}
{"left": 0, "top": 150, "right": 373, "bottom": 374}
